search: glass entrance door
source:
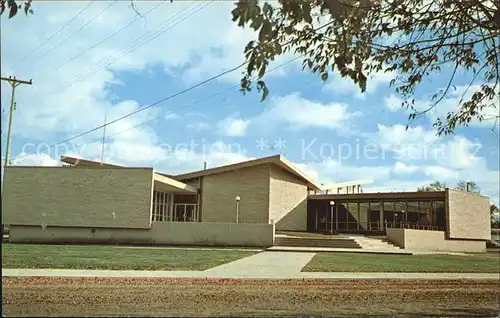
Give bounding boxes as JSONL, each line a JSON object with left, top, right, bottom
{"left": 174, "top": 204, "right": 198, "bottom": 222}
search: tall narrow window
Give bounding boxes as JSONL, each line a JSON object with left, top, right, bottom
{"left": 368, "top": 202, "right": 381, "bottom": 230}
{"left": 383, "top": 201, "right": 395, "bottom": 228}
{"left": 419, "top": 201, "right": 432, "bottom": 227}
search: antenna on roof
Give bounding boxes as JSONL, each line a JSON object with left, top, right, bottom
{"left": 203, "top": 161, "right": 207, "bottom": 170}
{"left": 100, "top": 111, "right": 107, "bottom": 165}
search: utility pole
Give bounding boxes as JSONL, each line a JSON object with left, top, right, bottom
{"left": 1, "top": 76, "right": 33, "bottom": 168}
{"left": 100, "top": 111, "right": 107, "bottom": 164}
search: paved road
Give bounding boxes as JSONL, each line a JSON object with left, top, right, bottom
{"left": 3, "top": 268, "right": 499, "bottom": 280}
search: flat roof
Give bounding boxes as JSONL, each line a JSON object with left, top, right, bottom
{"left": 309, "top": 191, "right": 446, "bottom": 201}
{"left": 60, "top": 156, "right": 197, "bottom": 194}
{"left": 173, "top": 154, "right": 322, "bottom": 190}
{"left": 60, "top": 156, "right": 123, "bottom": 168}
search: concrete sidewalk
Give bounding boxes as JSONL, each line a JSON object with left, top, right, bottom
{"left": 203, "top": 251, "right": 316, "bottom": 277}
{"left": 2, "top": 268, "right": 499, "bottom": 280}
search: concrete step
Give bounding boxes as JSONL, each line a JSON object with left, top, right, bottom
{"left": 274, "top": 237, "right": 362, "bottom": 249}
{"left": 353, "top": 237, "right": 403, "bottom": 250}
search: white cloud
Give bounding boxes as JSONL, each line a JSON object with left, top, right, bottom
{"left": 1, "top": 1, "right": 292, "bottom": 173}
{"left": 369, "top": 124, "right": 440, "bottom": 163}
{"left": 217, "top": 115, "right": 249, "bottom": 137}
{"left": 392, "top": 161, "right": 419, "bottom": 174}
{"left": 252, "top": 93, "right": 361, "bottom": 133}
{"left": 385, "top": 94, "right": 404, "bottom": 112}
{"left": 0, "top": 1, "right": 300, "bottom": 154}
{"left": 415, "top": 85, "right": 500, "bottom": 129}
{"left": 16, "top": 138, "right": 251, "bottom": 176}
{"left": 11, "top": 153, "right": 59, "bottom": 166}
{"left": 300, "top": 159, "right": 393, "bottom": 186}
{"left": 423, "top": 166, "right": 459, "bottom": 180}
{"left": 365, "top": 123, "right": 499, "bottom": 204}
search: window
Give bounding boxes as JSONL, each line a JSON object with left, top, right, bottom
{"left": 359, "top": 202, "right": 370, "bottom": 230}
{"left": 406, "top": 201, "right": 419, "bottom": 224}
{"left": 419, "top": 201, "right": 432, "bottom": 226}
{"left": 152, "top": 190, "right": 170, "bottom": 222}
{"left": 434, "top": 201, "right": 446, "bottom": 230}
{"left": 346, "top": 202, "right": 358, "bottom": 230}
{"left": 174, "top": 204, "right": 198, "bottom": 222}
{"left": 368, "top": 202, "right": 381, "bottom": 230}
{"left": 383, "top": 201, "right": 395, "bottom": 227}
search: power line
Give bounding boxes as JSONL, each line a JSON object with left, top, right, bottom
{"left": 16, "top": 55, "right": 302, "bottom": 162}
{"left": 12, "top": 1, "right": 95, "bottom": 68}
{"left": 13, "top": 21, "right": 333, "bottom": 162}
{"left": 37, "top": 0, "right": 168, "bottom": 78}
{"left": 13, "top": 61, "right": 245, "bottom": 162}
{"left": 23, "top": 1, "right": 117, "bottom": 69}
{"left": 100, "top": 56, "right": 302, "bottom": 141}
{"left": 43, "top": 1, "right": 210, "bottom": 98}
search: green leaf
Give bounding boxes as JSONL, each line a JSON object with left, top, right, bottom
{"left": 258, "top": 19, "right": 272, "bottom": 43}
{"left": 257, "top": 80, "right": 269, "bottom": 102}
{"left": 8, "top": 1, "right": 17, "bottom": 18}
{"left": 302, "top": 2, "right": 312, "bottom": 24}
{"left": 359, "top": 72, "right": 367, "bottom": 92}
{"left": 250, "top": 14, "right": 263, "bottom": 31}
{"left": 258, "top": 64, "right": 267, "bottom": 79}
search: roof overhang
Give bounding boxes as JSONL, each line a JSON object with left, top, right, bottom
{"left": 173, "top": 155, "right": 322, "bottom": 190}
{"left": 154, "top": 173, "right": 198, "bottom": 194}
{"left": 319, "top": 179, "right": 374, "bottom": 191}
{"left": 309, "top": 191, "right": 446, "bottom": 201}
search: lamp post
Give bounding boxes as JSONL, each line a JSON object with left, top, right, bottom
{"left": 329, "top": 201, "right": 335, "bottom": 233}
{"left": 235, "top": 196, "right": 241, "bottom": 223}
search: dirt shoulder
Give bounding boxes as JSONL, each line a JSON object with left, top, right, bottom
{"left": 3, "top": 278, "right": 500, "bottom": 317}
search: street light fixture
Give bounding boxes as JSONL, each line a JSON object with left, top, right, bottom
{"left": 329, "top": 201, "right": 334, "bottom": 234}
{"left": 235, "top": 196, "right": 241, "bottom": 223}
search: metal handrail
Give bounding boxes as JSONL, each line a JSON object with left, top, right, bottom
{"left": 385, "top": 222, "right": 444, "bottom": 231}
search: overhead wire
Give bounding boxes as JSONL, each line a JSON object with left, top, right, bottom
{"left": 12, "top": 20, "right": 334, "bottom": 162}
{"left": 12, "top": 1, "right": 95, "bottom": 68}
{"left": 43, "top": 1, "right": 211, "bottom": 98}
{"left": 13, "top": 61, "right": 245, "bottom": 162}
{"left": 36, "top": 0, "right": 168, "bottom": 78}
{"left": 22, "top": 0, "right": 118, "bottom": 70}
{"left": 17, "top": 55, "right": 303, "bottom": 161}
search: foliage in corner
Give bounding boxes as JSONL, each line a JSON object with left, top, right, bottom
{"left": 231, "top": 0, "right": 500, "bottom": 135}
{"left": 417, "top": 180, "right": 481, "bottom": 194}
{"left": 0, "top": 0, "right": 33, "bottom": 18}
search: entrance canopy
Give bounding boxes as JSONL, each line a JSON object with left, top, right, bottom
{"left": 153, "top": 173, "right": 198, "bottom": 194}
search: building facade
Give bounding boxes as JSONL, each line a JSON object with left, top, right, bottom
{"left": 1, "top": 154, "right": 492, "bottom": 251}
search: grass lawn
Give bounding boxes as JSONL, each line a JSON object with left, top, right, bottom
{"left": 1, "top": 243, "right": 256, "bottom": 270}
{"left": 276, "top": 231, "right": 348, "bottom": 238}
{"left": 302, "top": 252, "right": 500, "bottom": 273}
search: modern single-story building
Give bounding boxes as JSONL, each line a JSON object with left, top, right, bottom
{"left": 1, "top": 154, "right": 492, "bottom": 251}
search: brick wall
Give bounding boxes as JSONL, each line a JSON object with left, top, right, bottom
{"left": 9, "top": 222, "right": 275, "bottom": 247}
{"left": 446, "top": 189, "right": 491, "bottom": 240}
{"left": 200, "top": 165, "right": 270, "bottom": 223}
{"left": 2, "top": 167, "right": 154, "bottom": 229}
{"left": 269, "top": 165, "right": 308, "bottom": 231}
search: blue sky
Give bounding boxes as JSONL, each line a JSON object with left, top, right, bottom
{"left": 1, "top": 1, "right": 499, "bottom": 203}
